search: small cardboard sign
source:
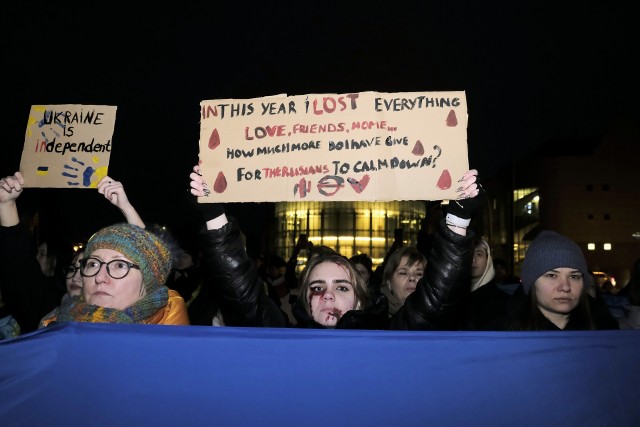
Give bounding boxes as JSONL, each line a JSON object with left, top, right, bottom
{"left": 199, "top": 91, "right": 468, "bottom": 202}
{"left": 20, "top": 104, "right": 117, "bottom": 188}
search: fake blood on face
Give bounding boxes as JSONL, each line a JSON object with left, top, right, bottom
{"left": 309, "top": 289, "right": 343, "bottom": 321}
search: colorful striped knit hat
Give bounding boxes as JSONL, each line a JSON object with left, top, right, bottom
{"left": 84, "top": 223, "right": 172, "bottom": 292}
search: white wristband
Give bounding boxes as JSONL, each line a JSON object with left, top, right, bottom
{"left": 446, "top": 213, "right": 471, "bottom": 228}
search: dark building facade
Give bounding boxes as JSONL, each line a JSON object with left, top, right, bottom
{"left": 484, "top": 115, "right": 640, "bottom": 287}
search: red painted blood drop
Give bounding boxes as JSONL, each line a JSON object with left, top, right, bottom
{"left": 213, "top": 171, "right": 227, "bottom": 193}
{"left": 437, "top": 169, "right": 452, "bottom": 190}
{"left": 446, "top": 110, "right": 458, "bottom": 127}
{"left": 208, "top": 129, "right": 220, "bottom": 150}
{"left": 412, "top": 140, "right": 425, "bottom": 155}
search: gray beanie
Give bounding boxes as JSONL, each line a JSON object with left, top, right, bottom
{"left": 520, "top": 230, "right": 592, "bottom": 294}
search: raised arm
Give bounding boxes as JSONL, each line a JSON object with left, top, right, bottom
{"left": 188, "top": 165, "right": 227, "bottom": 231}
{"left": 96, "top": 176, "right": 145, "bottom": 228}
{"left": 389, "top": 169, "right": 485, "bottom": 330}
{"left": 0, "top": 172, "right": 24, "bottom": 227}
{"left": 0, "top": 172, "right": 60, "bottom": 332}
{"left": 444, "top": 169, "right": 482, "bottom": 236}
{"left": 188, "top": 164, "right": 287, "bottom": 327}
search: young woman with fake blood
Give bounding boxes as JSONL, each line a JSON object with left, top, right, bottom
{"left": 189, "top": 164, "right": 484, "bottom": 330}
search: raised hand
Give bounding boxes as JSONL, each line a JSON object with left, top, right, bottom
{"left": 97, "top": 176, "right": 131, "bottom": 209}
{"left": 444, "top": 169, "right": 486, "bottom": 235}
{"left": 96, "top": 176, "right": 145, "bottom": 228}
{"left": 188, "top": 164, "right": 226, "bottom": 228}
{"left": 0, "top": 172, "right": 25, "bottom": 203}
{"left": 0, "top": 172, "right": 25, "bottom": 227}
{"left": 189, "top": 164, "right": 210, "bottom": 198}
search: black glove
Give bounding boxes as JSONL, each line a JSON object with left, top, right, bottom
{"left": 198, "top": 201, "right": 225, "bottom": 222}
{"left": 445, "top": 182, "right": 486, "bottom": 224}
{"left": 186, "top": 191, "right": 225, "bottom": 223}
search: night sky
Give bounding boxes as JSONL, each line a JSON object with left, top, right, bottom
{"left": 2, "top": 3, "right": 638, "bottom": 244}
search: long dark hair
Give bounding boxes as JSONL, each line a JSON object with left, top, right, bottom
{"left": 520, "top": 286, "right": 595, "bottom": 330}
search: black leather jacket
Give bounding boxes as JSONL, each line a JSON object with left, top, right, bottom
{"left": 197, "top": 217, "right": 472, "bottom": 330}
{"left": 388, "top": 218, "right": 474, "bottom": 330}
{"left": 196, "top": 218, "right": 288, "bottom": 327}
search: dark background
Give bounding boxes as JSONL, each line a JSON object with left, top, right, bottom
{"left": 2, "top": 3, "right": 638, "bottom": 246}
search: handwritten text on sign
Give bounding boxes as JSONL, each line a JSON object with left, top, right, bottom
{"left": 20, "top": 104, "right": 117, "bottom": 188}
{"left": 198, "top": 91, "right": 468, "bottom": 203}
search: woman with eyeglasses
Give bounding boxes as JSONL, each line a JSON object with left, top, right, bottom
{"left": 38, "top": 222, "right": 189, "bottom": 327}
{"left": 64, "top": 250, "right": 85, "bottom": 298}
{"left": 54, "top": 174, "right": 147, "bottom": 304}
{"left": 36, "top": 249, "right": 84, "bottom": 327}
{"left": 1, "top": 171, "right": 188, "bottom": 330}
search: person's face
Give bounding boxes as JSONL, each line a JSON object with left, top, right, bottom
{"left": 472, "top": 245, "right": 488, "bottom": 280}
{"left": 65, "top": 251, "right": 84, "bottom": 297}
{"left": 36, "top": 242, "right": 51, "bottom": 276}
{"left": 173, "top": 249, "right": 193, "bottom": 270}
{"left": 534, "top": 268, "right": 584, "bottom": 316}
{"left": 82, "top": 248, "right": 145, "bottom": 310}
{"left": 389, "top": 256, "right": 424, "bottom": 306}
{"left": 354, "top": 263, "right": 370, "bottom": 283}
{"left": 268, "top": 264, "right": 286, "bottom": 279}
{"left": 307, "top": 261, "right": 358, "bottom": 327}
{"left": 494, "top": 264, "right": 507, "bottom": 281}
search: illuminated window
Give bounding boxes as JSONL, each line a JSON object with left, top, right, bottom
{"left": 587, "top": 243, "right": 596, "bottom": 250}
{"left": 603, "top": 243, "right": 612, "bottom": 251}
{"left": 274, "top": 201, "right": 426, "bottom": 271}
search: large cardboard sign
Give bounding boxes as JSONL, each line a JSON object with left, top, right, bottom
{"left": 199, "top": 91, "right": 468, "bottom": 202}
{"left": 20, "top": 105, "right": 117, "bottom": 188}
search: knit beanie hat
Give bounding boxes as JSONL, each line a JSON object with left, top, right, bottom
{"left": 520, "top": 230, "right": 592, "bottom": 294}
{"left": 84, "top": 223, "right": 172, "bottom": 292}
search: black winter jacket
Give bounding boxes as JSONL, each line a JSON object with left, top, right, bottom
{"left": 197, "top": 217, "right": 473, "bottom": 330}
{"left": 0, "top": 223, "right": 62, "bottom": 333}
{"left": 388, "top": 219, "right": 474, "bottom": 330}
{"left": 196, "top": 219, "right": 288, "bottom": 327}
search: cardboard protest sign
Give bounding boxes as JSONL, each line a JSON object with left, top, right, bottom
{"left": 199, "top": 91, "right": 468, "bottom": 203}
{"left": 20, "top": 105, "right": 117, "bottom": 188}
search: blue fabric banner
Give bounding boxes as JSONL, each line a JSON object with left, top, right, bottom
{"left": 1, "top": 323, "right": 639, "bottom": 426}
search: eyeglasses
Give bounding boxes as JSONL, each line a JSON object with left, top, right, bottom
{"left": 79, "top": 257, "right": 140, "bottom": 279}
{"left": 64, "top": 265, "right": 82, "bottom": 279}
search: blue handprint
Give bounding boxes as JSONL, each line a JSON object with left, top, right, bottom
{"left": 62, "top": 157, "right": 98, "bottom": 187}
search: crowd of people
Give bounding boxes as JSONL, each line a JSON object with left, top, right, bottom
{"left": 1, "top": 164, "right": 638, "bottom": 340}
